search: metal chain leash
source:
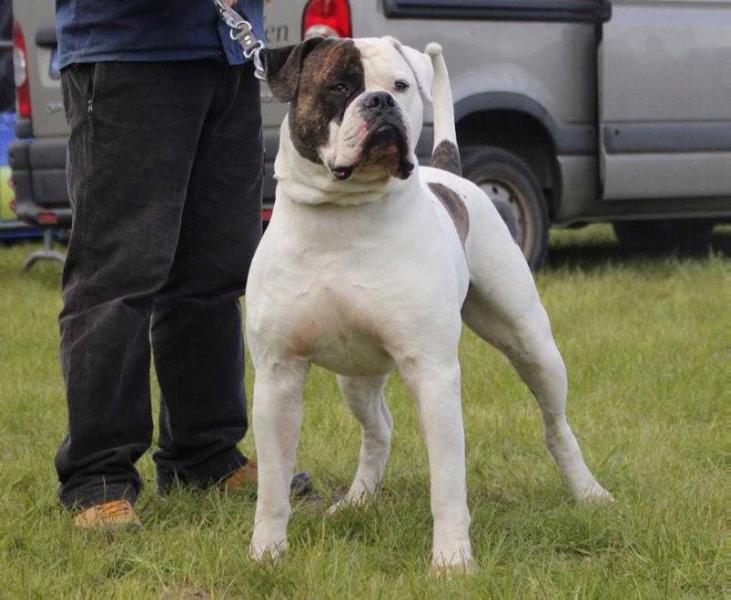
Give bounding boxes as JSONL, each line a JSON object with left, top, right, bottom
{"left": 212, "top": 0, "right": 266, "bottom": 80}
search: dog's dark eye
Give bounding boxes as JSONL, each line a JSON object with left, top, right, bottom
{"left": 331, "top": 82, "right": 349, "bottom": 94}
{"left": 394, "top": 80, "right": 410, "bottom": 92}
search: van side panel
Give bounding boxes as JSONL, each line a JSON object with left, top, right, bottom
{"left": 363, "top": 11, "right": 598, "bottom": 134}
{"left": 370, "top": 3, "right": 601, "bottom": 220}
{"left": 600, "top": 0, "right": 731, "bottom": 200}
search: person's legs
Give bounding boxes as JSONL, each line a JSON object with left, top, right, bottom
{"left": 55, "top": 61, "right": 215, "bottom": 509}
{"left": 153, "top": 62, "right": 263, "bottom": 491}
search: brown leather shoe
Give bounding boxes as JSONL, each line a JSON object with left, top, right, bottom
{"left": 221, "top": 462, "right": 313, "bottom": 497}
{"left": 72, "top": 499, "right": 141, "bottom": 530}
{"left": 221, "top": 460, "right": 258, "bottom": 490}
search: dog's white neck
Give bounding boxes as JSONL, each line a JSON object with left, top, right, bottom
{"left": 274, "top": 117, "right": 416, "bottom": 207}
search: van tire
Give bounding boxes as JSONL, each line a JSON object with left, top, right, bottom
{"left": 462, "top": 146, "right": 549, "bottom": 269}
{"left": 613, "top": 220, "right": 713, "bottom": 255}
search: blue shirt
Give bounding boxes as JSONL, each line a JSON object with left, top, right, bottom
{"left": 56, "top": 1, "right": 265, "bottom": 69}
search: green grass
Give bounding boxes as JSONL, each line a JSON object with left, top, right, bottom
{"left": 0, "top": 166, "right": 16, "bottom": 221}
{"left": 0, "top": 226, "right": 727, "bottom": 598}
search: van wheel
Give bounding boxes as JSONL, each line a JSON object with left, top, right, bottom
{"left": 612, "top": 220, "right": 713, "bottom": 255}
{"left": 462, "top": 146, "right": 549, "bottom": 269}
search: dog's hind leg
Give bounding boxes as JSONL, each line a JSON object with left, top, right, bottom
{"left": 455, "top": 197, "right": 612, "bottom": 502}
{"left": 462, "top": 283, "right": 613, "bottom": 503}
{"left": 330, "top": 374, "right": 392, "bottom": 512}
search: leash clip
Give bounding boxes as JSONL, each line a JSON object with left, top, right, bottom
{"left": 252, "top": 48, "right": 266, "bottom": 81}
{"left": 213, "top": 0, "right": 267, "bottom": 79}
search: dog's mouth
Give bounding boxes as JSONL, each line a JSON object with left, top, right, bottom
{"left": 330, "top": 120, "right": 414, "bottom": 182}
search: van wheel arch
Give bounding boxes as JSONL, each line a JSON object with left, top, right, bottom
{"left": 461, "top": 146, "right": 550, "bottom": 270}
{"left": 455, "top": 109, "right": 561, "bottom": 218}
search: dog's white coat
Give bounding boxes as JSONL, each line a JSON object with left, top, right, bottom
{"left": 246, "top": 37, "right": 612, "bottom": 572}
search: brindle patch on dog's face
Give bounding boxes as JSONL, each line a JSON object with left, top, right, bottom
{"left": 288, "top": 39, "right": 365, "bottom": 164}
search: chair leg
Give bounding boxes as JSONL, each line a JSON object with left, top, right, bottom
{"left": 22, "top": 229, "right": 67, "bottom": 272}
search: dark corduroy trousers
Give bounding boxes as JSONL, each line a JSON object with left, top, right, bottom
{"left": 55, "top": 60, "right": 263, "bottom": 509}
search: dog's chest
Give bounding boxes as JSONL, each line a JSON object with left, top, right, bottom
{"left": 278, "top": 275, "right": 396, "bottom": 376}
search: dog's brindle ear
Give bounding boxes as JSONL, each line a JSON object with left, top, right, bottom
{"left": 263, "top": 38, "right": 327, "bottom": 103}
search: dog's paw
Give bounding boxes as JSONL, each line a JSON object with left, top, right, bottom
{"left": 249, "top": 538, "right": 288, "bottom": 562}
{"left": 327, "top": 491, "right": 372, "bottom": 515}
{"left": 430, "top": 554, "right": 477, "bottom": 578}
{"left": 577, "top": 481, "right": 615, "bottom": 504}
{"left": 326, "top": 499, "right": 347, "bottom": 516}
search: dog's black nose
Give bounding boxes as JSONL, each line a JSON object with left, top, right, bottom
{"left": 363, "top": 91, "right": 396, "bottom": 112}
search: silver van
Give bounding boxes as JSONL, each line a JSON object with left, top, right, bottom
{"left": 11, "top": 0, "right": 731, "bottom": 267}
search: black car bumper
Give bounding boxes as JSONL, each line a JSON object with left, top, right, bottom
{"left": 9, "top": 135, "right": 71, "bottom": 226}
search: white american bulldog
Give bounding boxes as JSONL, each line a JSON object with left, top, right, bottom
{"left": 246, "top": 36, "right": 613, "bottom": 572}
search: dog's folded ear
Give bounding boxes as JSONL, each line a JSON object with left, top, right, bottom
{"left": 263, "top": 38, "right": 327, "bottom": 103}
{"left": 384, "top": 37, "right": 433, "bottom": 103}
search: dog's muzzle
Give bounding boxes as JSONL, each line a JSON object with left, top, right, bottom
{"left": 331, "top": 92, "right": 414, "bottom": 181}
{"left": 360, "top": 92, "right": 413, "bottom": 180}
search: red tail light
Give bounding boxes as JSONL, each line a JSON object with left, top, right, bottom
{"left": 13, "top": 20, "right": 31, "bottom": 119}
{"left": 37, "top": 212, "right": 59, "bottom": 225}
{"left": 302, "top": 0, "right": 352, "bottom": 39}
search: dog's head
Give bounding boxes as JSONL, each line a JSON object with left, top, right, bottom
{"left": 264, "top": 36, "right": 432, "bottom": 183}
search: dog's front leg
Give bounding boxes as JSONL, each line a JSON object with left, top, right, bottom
{"left": 249, "top": 359, "right": 308, "bottom": 561}
{"left": 400, "top": 358, "right": 475, "bottom": 574}
{"left": 329, "top": 374, "right": 392, "bottom": 513}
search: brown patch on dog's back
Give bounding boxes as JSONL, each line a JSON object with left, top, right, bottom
{"left": 431, "top": 140, "right": 462, "bottom": 176}
{"left": 428, "top": 182, "right": 469, "bottom": 246}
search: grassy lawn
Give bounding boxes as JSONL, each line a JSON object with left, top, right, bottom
{"left": 0, "top": 226, "right": 727, "bottom": 598}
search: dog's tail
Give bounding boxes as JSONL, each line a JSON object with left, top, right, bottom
{"left": 426, "top": 43, "right": 461, "bottom": 177}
